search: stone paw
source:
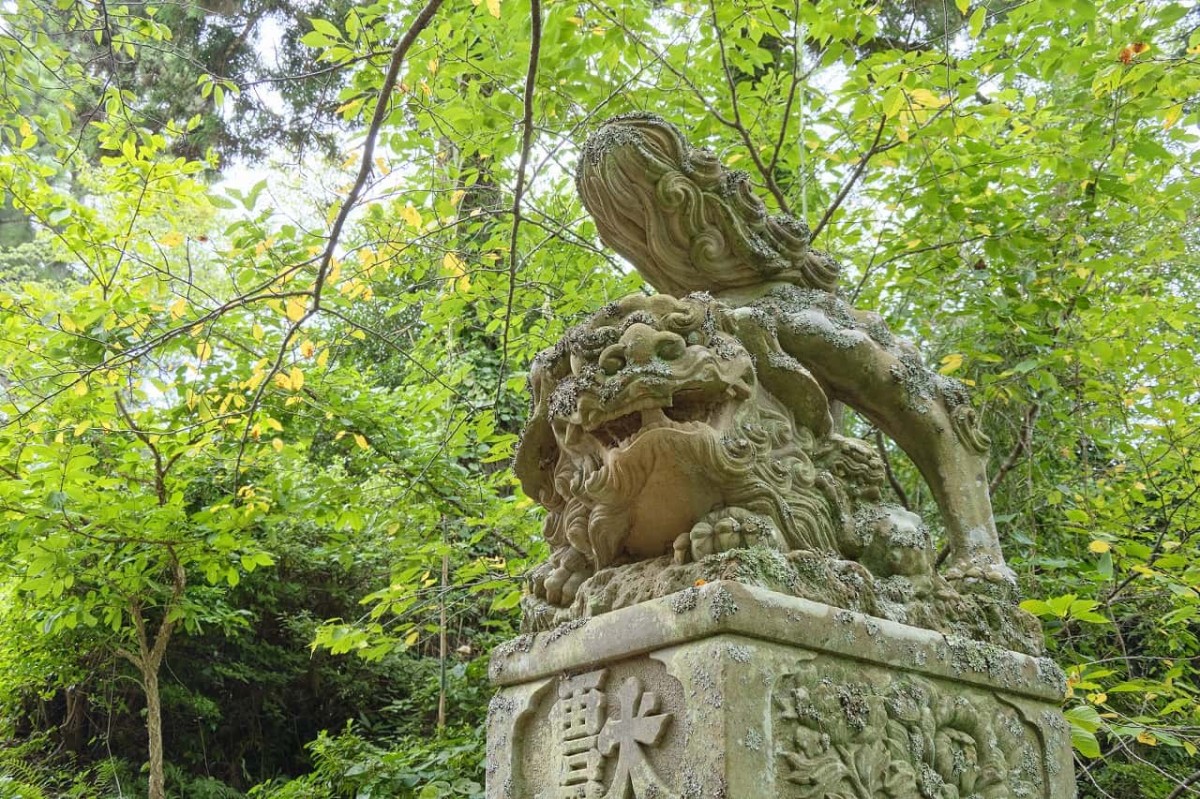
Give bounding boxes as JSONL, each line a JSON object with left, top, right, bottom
{"left": 529, "top": 547, "right": 592, "bottom": 606}
{"left": 944, "top": 558, "right": 1017, "bottom": 597}
{"left": 673, "top": 507, "right": 784, "bottom": 564}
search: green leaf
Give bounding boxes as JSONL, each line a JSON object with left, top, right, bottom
{"left": 968, "top": 6, "right": 986, "bottom": 37}
{"left": 309, "top": 18, "right": 341, "bottom": 40}
{"left": 883, "top": 86, "right": 905, "bottom": 119}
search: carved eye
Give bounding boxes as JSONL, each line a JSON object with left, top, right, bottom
{"left": 569, "top": 326, "right": 619, "bottom": 360}
{"left": 665, "top": 306, "right": 710, "bottom": 346}
{"left": 664, "top": 308, "right": 700, "bottom": 334}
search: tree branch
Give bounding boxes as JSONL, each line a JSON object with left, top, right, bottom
{"left": 496, "top": 0, "right": 542, "bottom": 405}
{"left": 309, "top": 0, "right": 445, "bottom": 316}
{"left": 811, "top": 114, "right": 887, "bottom": 242}
{"left": 708, "top": 0, "right": 792, "bottom": 215}
{"left": 874, "top": 429, "right": 911, "bottom": 510}
{"left": 989, "top": 401, "right": 1041, "bottom": 495}
{"left": 1166, "top": 764, "right": 1200, "bottom": 798}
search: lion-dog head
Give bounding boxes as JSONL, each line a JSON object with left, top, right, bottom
{"left": 515, "top": 293, "right": 883, "bottom": 604}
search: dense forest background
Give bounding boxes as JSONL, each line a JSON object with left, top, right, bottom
{"left": 0, "top": 0, "right": 1197, "bottom": 796}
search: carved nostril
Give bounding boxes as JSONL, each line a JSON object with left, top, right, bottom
{"left": 599, "top": 343, "right": 626, "bottom": 375}
{"left": 655, "top": 332, "right": 686, "bottom": 361}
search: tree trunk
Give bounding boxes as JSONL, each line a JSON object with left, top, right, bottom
{"left": 144, "top": 665, "right": 166, "bottom": 799}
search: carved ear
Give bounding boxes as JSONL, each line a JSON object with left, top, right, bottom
{"left": 726, "top": 307, "right": 833, "bottom": 437}
{"left": 513, "top": 360, "right": 562, "bottom": 509}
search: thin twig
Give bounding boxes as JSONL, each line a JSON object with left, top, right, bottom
{"left": 811, "top": 115, "right": 887, "bottom": 242}
{"left": 1166, "top": 766, "right": 1200, "bottom": 798}
{"left": 310, "top": 0, "right": 445, "bottom": 315}
{"left": 708, "top": 0, "right": 792, "bottom": 214}
{"left": 989, "top": 400, "right": 1041, "bottom": 494}
{"left": 495, "top": 0, "right": 542, "bottom": 405}
{"left": 229, "top": 0, "right": 445, "bottom": 487}
{"left": 874, "top": 429, "right": 911, "bottom": 510}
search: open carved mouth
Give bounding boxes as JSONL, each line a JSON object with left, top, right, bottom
{"left": 587, "top": 390, "right": 732, "bottom": 450}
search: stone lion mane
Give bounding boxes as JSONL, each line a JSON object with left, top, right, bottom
{"left": 515, "top": 293, "right": 882, "bottom": 604}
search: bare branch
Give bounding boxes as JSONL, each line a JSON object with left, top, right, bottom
{"left": 811, "top": 115, "right": 887, "bottom": 242}
{"left": 496, "top": 0, "right": 543, "bottom": 405}
{"left": 989, "top": 401, "right": 1041, "bottom": 495}
{"left": 874, "top": 429, "right": 911, "bottom": 510}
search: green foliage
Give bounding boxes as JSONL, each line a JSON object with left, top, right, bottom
{"left": 247, "top": 723, "right": 483, "bottom": 799}
{"left": 0, "top": 0, "right": 1198, "bottom": 794}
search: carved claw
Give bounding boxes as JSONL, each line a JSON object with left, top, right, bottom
{"left": 530, "top": 547, "right": 592, "bottom": 606}
{"left": 943, "top": 557, "right": 1018, "bottom": 597}
{"left": 673, "top": 507, "right": 784, "bottom": 564}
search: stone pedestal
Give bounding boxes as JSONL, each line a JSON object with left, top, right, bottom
{"left": 487, "top": 581, "right": 1075, "bottom": 798}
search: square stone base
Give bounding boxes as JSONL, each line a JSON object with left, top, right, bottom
{"left": 487, "top": 581, "right": 1075, "bottom": 798}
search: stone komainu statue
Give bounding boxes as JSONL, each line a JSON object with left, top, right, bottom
{"left": 514, "top": 113, "right": 1037, "bottom": 652}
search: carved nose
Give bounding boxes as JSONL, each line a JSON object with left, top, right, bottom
{"left": 599, "top": 323, "right": 686, "bottom": 374}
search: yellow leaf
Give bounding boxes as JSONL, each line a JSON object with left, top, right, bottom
{"left": 896, "top": 123, "right": 909, "bottom": 143}
{"left": 1164, "top": 104, "right": 1182, "bottom": 130}
{"left": 400, "top": 203, "right": 422, "bottom": 228}
{"left": 1088, "top": 692, "right": 1107, "bottom": 705}
{"left": 443, "top": 251, "right": 470, "bottom": 291}
{"left": 443, "top": 251, "right": 466, "bottom": 276}
{"left": 299, "top": 340, "right": 315, "bottom": 358}
{"left": 909, "top": 88, "right": 947, "bottom": 108}
{"left": 19, "top": 118, "right": 31, "bottom": 138}
{"left": 938, "top": 353, "right": 964, "bottom": 375}
{"left": 271, "top": 437, "right": 284, "bottom": 452}
{"left": 450, "top": 189, "right": 465, "bottom": 206}
{"left": 285, "top": 297, "right": 307, "bottom": 322}
{"left": 274, "top": 372, "right": 293, "bottom": 391}
{"left": 73, "top": 421, "right": 89, "bottom": 437}
{"left": 316, "top": 349, "right": 329, "bottom": 368}
{"left": 404, "top": 629, "right": 419, "bottom": 646}
{"left": 955, "top": 0, "right": 969, "bottom": 13}
{"left": 252, "top": 323, "right": 265, "bottom": 342}
{"left": 1136, "top": 731, "right": 1157, "bottom": 746}
{"left": 1088, "top": 540, "right": 1111, "bottom": 554}
{"left": 73, "top": 380, "right": 88, "bottom": 397}
{"left": 161, "top": 231, "right": 185, "bottom": 247}
{"left": 353, "top": 433, "right": 368, "bottom": 450}
{"left": 169, "top": 298, "right": 187, "bottom": 319}
{"left": 486, "top": 0, "right": 500, "bottom": 17}
{"left": 289, "top": 367, "right": 304, "bottom": 391}
{"left": 196, "top": 340, "right": 213, "bottom": 362}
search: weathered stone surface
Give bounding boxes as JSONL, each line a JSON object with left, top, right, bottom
{"left": 491, "top": 111, "right": 1076, "bottom": 797}
{"left": 574, "top": 113, "right": 1011, "bottom": 587}
{"left": 487, "top": 582, "right": 1075, "bottom": 798}
{"left": 513, "top": 113, "right": 1040, "bottom": 655}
